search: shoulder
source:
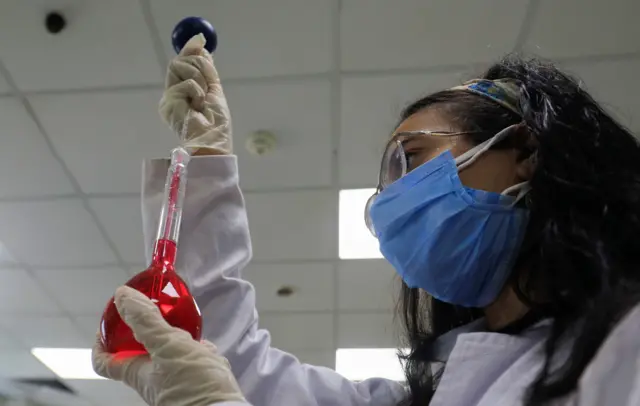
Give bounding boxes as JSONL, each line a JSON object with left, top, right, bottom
{"left": 574, "top": 303, "right": 640, "bottom": 405}
{"left": 592, "top": 304, "right": 640, "bottom": 362}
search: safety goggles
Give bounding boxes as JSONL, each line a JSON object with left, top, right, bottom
{"left": 364, "top": 130, "right": 476, "bottom": 236}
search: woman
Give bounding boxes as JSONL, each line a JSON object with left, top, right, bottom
{"left": 93, "top": 35, "right": 640, "bottom": 405}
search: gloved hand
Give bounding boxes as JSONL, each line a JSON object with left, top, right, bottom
{"left": 159, "top": 34, "right": 232, "bottom": 155}
{"left": 92, "top": 286, "right": 246, "bottom": 406}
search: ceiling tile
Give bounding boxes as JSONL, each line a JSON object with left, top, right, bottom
{"left": 0, "top": 268, "right": 63, "bottom": 315}
{"left": 0, "top": 242, "right": 18, "bottom": 265}
{"left": 226, "top": 80, "right": 333, "bottom": 190}
{"left": 260, "top": 313, "right": 333, "bottom": 351}
{"left": 338, "top": 260, "right": 396, "bottom": 311}
{"left": 127, "top": 264, "right": 146, "bottom": 277}
{"left": 66, "top": 380, "right": 142, "bottom": 404}
{"left": 0, "top": 349, "right": 56, "bottom": 378}
{"left": 341, "top": 0, "right": 528, "bottom": 71}
{"left": 244, "top": 262, "right": 334, "bottom": 312}
{"left": 294, "top": 349, "right": 336, "bottom": 369}
{"left": 0, "top": 316, "right": 87, "bottom": 348}
{"left": 33, "top": 267, "right": 128, "bottom": 317}
{"left": 340, "top": 72, "right": 467, "bottom": 186}
{"left": 151, "top": 0, "right": 333, "bottom": 78}
{"left": 561, "top": 59, "right": 640, "bottom": 130}
{"left": 245, "top": 190, "right": 337, "bottom": 261}
{"left": 90, "top": 197, "right": 145, "bottom": 264}
{"left": 525, "top": 0, "right": 640, "bottom": 58}
{"left": 23, "top": 388, "right": 94, "bottom": 406}
{"left": 29, "top": 89, "right": 176, "bottom": 194}
{"left": 0, "top": 74, "right": 11, "bottom": 95}
{"left": 72, "top": 316, "right": 102, "bottom": 343}
{"left": 0, "top": 98, "right": 74, "bottom": 198}
{"left": 0, "top": 200, "right": 116, "bottom": 267}
{"left": 0, "top": 325, "right": 24, "bottom": 350}
{"left": 337, "top": 313, "right": 397, "bottom": 348}
{"left": 0, "top": 0, "right": 162, "bottom": 91}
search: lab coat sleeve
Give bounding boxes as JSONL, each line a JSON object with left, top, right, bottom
{"left": 141, "top": 155, "right": 407, "bottom": 406}
{"left": 571, "top": 304, "right": 640, "bottom": 406}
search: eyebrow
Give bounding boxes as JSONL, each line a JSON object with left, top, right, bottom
{"left": 401, "top": 137, "right": 424, "bottom": 151}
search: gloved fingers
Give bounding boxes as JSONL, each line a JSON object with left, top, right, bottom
{"left": 167, "top": 56, "right": 219, "bottom": 97}
{"left": 92, "top": 331, "right": 124, "bottom": 381}
{"left": 178, "top": 34, "right": 207, "bottom": 57}
{"left": 113, "top": 286, "right": 180, "bottom": 353}
{"left": 167, "top": 78, "right": 207, "bottom": 111}
{"left": 161, "top": 33, "right": 232, "bottom": 154}
{"left": 182, "top": 126, "right": 232, "bottom": 154}
{"left": 91, "top": 330, "right": 156, "bottom": 405}
{"left": 173, "top": 34, "right": 219, "bottom": 88}
{"left": 178, "top": 110, "right": 208, "bottom": 141}
{"left": 166, "top": 56, "right": 209, "bottom": 92}
{"left": 153, "top": 338, "right": 245, "bottom": 406}
{"left": 200, "top": 339, "right": 218, "bottom": 353}
{"left": 184, "top": 54, "right": 218, "bottom": 88}
{"left": 161, "top": 78, "right": 207, "bottom": 117}
{"left": 204, "top": 88, "right": 231, "bottom": 130}
{"left": 91, "top": 331, "right": 149, "bottom": 383}
{"left": 200, "top": 340, "right": 236, "bottom": 373}
{"left": 113, "top": 286, "right": 173, "bottom": 351}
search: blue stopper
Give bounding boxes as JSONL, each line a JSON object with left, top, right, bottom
{"left": 172, "top": 17, "right": 217, "bottom": 54}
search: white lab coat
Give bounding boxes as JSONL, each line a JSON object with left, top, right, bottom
{"left": 141, "top": 155, "right": 640, "bottom": 406}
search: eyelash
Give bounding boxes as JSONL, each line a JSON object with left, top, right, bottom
{"left": 404, "top": 150, "right": 419, "bottom": 168}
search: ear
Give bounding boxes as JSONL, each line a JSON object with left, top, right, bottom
{"left": 514, "top": 124, "right": 538, "bottom": 181}
{"left": 516, "top": 152, "right": 537, "bottom": 180}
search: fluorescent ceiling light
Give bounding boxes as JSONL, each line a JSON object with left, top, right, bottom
{"left": 335, "top": 348, "right": 406, "bottom": 381}
{"left": 31, "top": 348, "right": 104, "bottom": 380}
{"left": 339, "top": 189, "right": 383, "bottom": 259}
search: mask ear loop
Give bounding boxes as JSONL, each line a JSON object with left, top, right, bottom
{"left": 453, "top": 123, "right": 531, "bottom": 207}
{"left": 502, "top": 181, "right": 531, "bottom": 206}
{"left": 455, "top": 124, "right": 520, "bottom": 171}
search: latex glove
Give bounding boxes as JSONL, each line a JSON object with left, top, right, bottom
{"left": 159, "top": 34, "right": 232, "bottom": 155}
{"left": 92, "top": 286, "right": 246, "bottom": 406}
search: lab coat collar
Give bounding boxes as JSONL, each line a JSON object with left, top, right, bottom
{"left": 430, "top": 317, "right": 552, "bottom": 363}
{"left": 430, "top": 318, "right": 487, "bottom": 363}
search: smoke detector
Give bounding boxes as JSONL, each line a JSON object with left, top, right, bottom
{"left": 245, "top": 130, "right": 277, "bottom": 156}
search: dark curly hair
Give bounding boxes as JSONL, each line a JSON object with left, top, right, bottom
{"left": 396, "top": 55, "right": 640, "bottom": 406}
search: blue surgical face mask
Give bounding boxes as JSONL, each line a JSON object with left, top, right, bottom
{"left": 368, "top": 125, "right": 530, "bottom": 307}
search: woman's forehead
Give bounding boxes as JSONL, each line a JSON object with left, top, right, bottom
{"left": 394, "top": 108, "right": 457, "bottom": 136}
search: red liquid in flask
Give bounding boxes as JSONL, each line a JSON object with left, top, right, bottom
{"left": 100, "top": 147, "right": 201, "bottom": 357}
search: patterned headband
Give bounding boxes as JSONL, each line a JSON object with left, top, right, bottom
{"left": 449, "top": 79, "right": 521, "bottom": 116}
